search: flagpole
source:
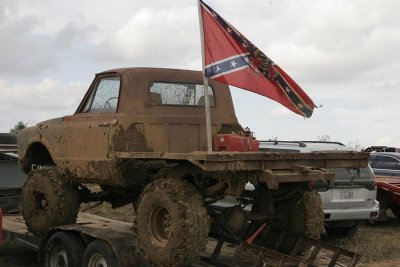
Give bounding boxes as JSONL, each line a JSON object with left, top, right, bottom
{"left": 198, "top": 0, "right": 213, "bottom": 153}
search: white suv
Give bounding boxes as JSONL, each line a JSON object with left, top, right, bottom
{"left": 212, "top": 141, "right": 379, "bottom": 237}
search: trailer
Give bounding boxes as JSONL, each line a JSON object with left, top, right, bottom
{"left": 1, "top": 209, "right": 362, "bottom": 267}
{"left": 375, "top": 176, "right": 400, "bottom": 220}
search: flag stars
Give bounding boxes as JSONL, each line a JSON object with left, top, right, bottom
{"left": 215, "top": 65, "right": 221, "bottom": 72}
{"left": 285, "top": 86, "right": 291, "bottom": 93}
{"left": 226, "top": 27, "right": 232, "bottom": 34}
{"left": 297, "top": 103, "right": 304, "bottom": 109}
{"left": 242, "top": 42, "right": 247, "bottom": 48}
{"left": 230, "top": 60, "right": 237, "bottom": 68}
{"left": 212, "top": 11, "right": 217, "bottom": 17}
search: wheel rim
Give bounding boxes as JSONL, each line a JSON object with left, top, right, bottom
{"left": 34, "top": 191, "right": 48, "bottom": 210}
{"left": 49, "top": 246, "right": 68, "bottom": 267}
{"left": 150, "top": 206, "right": 171, "bottom": 246}
{"left": 88, "top": 252, "right": 108, "bottom": 267}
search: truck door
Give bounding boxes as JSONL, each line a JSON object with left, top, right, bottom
{"left": 63, "top": 75, "right": 120, "bottom": 182}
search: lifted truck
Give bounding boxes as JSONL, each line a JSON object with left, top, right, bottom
{"left": 1, "top": 210, "right": 361, "bottom": 267}
{"left": 17, "top": 67, "right": 369, "bottom": 266}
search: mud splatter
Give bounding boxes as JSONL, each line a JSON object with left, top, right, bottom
{"left": 218, "top": 123, "right": 243, "bottom": 135}
{"left": 112, "top": 124, "right": 152, "bottom": 152}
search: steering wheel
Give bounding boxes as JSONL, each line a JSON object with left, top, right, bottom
{"left": 104, "top": 97, "right": 118, "bottom": 109}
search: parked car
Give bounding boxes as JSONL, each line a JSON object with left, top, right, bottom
{"left": 367, "top": 152, "right": 400, "bottom": 220}
{"left": 0, "top": 133, "right": 26, "bottom": 212}
{"left": 212, "top": 141, "right": 379, "bottom": 237}
{"left": 368, "top": 152, "right": 400, "bottom": 177}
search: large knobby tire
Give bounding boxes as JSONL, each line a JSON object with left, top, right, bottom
{"left": 44, "top": 231, "right": 85, "bottom": 267}
{"left": 261, "top": 191, "right": 324, "bottom": 254}
{"left": 22, "top": 167, "right": 80, "bottom": 236}
{"left": 82, "top": 240, "right": 117, "bottom": 267}
{"left": 286, "top": 191, "right": 324, "bottom": 239}
{"left": 137, "top": 178, "right": 210, "bottom": 266}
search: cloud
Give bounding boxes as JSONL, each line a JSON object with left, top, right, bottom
{"left": 54, "top": 22, "right": 97, "bottom": 49}
{"left": 0, "top": 78, "right": 89, "bottom": 132}
{"left": 90, "top": 5, "right": 201, "bottom": 69}
{"left": 0, "top": 9, "right": 59, "bottom": 77}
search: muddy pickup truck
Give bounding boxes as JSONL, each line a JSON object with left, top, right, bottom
{"left": 17, "top": 67, "right": 368, "bottom": 266}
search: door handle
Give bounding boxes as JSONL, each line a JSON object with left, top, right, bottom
{"left": 99, "top": 119, "right": 118, "bottom": 127}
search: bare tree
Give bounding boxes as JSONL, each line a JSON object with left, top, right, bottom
{"left": 9, "top": 121, "right": 27, "bottom": 135}
{"left": 317, "top": 135, "right": 331, "bottom": 142}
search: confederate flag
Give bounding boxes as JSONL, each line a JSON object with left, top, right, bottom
{"left": 198, "top": 0, "right": 316, "bottom": 117}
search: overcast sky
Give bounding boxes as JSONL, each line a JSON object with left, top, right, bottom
{"left": 1, "top": 0, "right": 399, "bottom": 148}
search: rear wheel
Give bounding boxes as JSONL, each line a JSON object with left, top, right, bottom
{"left": 44, "top": 232, "right": 85, "bottom": 267}
{"left": 137, "top": 178, "right": 210, "bottom": 266}
{"left": 286, "top": 191, "right": 324, "bottom": 238}
{"left": 261, "top": 191, "right": 324, "bottom": 253}
{"left": 22, "top": 167, "right": 80, "bottom": 236}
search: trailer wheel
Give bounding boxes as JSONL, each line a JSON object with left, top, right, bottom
{"left": 82, "top": 240, "right": 117, "bottom": 267}
{"left": 44, "top": 232, "right": 85, "bottom": 267}
{"left": 22, "top": 167, "right": 80, "bottom": 236}
{"left": 137, "top": 178, "right": 210, "bottom": 266}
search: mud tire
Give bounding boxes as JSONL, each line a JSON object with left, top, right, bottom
{"left": 137, "top": 178, "right": 210, "bottom": 266}
{"left": 22, "top": 167, "right": 79, "bottom": 236}
{"left": 286, "top": 191, "right": 324, "bottom": 239}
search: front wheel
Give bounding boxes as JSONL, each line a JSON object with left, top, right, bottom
{"left": 22, "top": 167, "right": 80, "bottom": 236}
{"left": 137, "top": 178, "right": 210, "bottom": 266}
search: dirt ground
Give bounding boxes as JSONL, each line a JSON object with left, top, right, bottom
{"left": 1, "top": 203, "right": 399, "bottom": 266}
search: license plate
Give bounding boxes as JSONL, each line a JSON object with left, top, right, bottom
{"left": 339, "top": 189, "right": 354, "bottom": 199}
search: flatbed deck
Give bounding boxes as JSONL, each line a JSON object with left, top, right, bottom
{"left": 2, "top": 212, "right": 361, "bottom": 267}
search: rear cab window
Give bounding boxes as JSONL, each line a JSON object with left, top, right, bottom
{"left": 149, "top": 82, "right": 215, "bottom": 107}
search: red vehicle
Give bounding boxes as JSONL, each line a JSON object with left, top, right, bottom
{"left": 375, "top": 176, "right": 400, "bottom": 220}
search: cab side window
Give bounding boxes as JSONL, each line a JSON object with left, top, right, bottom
{"left": 83, "top": 77, "right": 120, "bottom": 113}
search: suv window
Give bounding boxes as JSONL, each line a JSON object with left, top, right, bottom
{"left": 149, "top": 82, "right": 215, "bottom": 106}
{"left": 83, "top": 77, "right": 120, "bottom": 113}
{"left": 330, "top": 167, "right": 373, "bottom": 181}
{"left": 370, "top": 155, "right": 400, "bottom": 170}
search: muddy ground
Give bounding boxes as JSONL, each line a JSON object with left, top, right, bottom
{"left": 1, "top": 203, "right": 399, "bottom": 266}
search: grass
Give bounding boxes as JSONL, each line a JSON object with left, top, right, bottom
{"left": 322, "top": 212, "right": 400, "bottom": 265}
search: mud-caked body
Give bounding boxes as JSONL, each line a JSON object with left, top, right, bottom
{"left": 18, "top": 67, "right": 369, "bottom": 266}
